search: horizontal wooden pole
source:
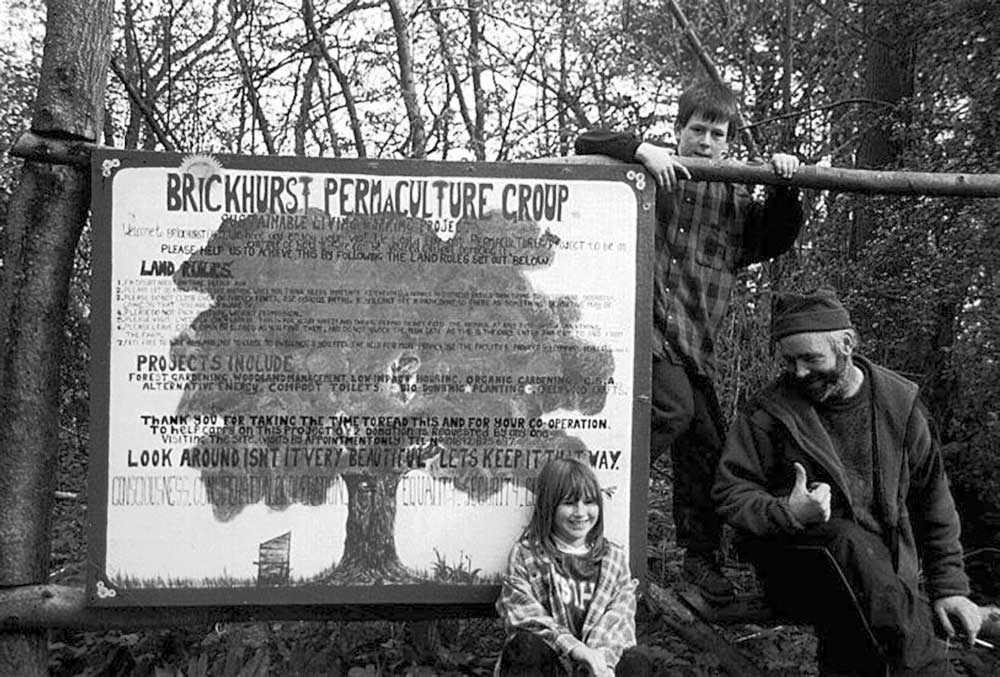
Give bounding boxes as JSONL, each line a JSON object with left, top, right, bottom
{"left": 560, "top": 154, "right": 1000, "bottom": 198}
{"left": 10, "top": 130, "right": 1000, "bottom": 197}
{"left": 8, "top": 131, "right": 97, "bottom": 168}
{"left": 0, "top": 585, "right": 493, "bottom": 631}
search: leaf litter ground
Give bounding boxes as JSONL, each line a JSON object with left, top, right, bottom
{"left": 47, "top": 452, "right": 998, "bottom": 675}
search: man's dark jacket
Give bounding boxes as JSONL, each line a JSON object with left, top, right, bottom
{"left": 713, "top": 355, "right": 969, "bottom": 600}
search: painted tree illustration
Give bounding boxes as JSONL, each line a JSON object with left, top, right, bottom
{"left": 171, "top": 193, "right": 616, "bottom": 585}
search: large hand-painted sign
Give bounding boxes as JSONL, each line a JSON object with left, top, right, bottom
{"left": 88, "top": 150, "right": 653, "bottom": 608}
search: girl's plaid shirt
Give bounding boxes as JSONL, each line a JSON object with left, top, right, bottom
{"left": 495, "top": 539, "right": 638, "bottom": 671}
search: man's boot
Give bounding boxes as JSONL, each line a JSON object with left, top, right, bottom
{"left": 681, "top": 550, "right": 735, "bottom": 605}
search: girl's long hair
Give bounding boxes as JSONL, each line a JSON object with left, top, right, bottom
{"left": 523, "top": 456, "right": 607, "bottom": 564}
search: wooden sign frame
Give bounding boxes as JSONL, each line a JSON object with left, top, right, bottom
{"left": 88, "top": 150, "right": 653, "bottom": 610}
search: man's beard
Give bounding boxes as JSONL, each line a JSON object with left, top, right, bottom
{"left": 793, "top": 351, "right": 850, "bottom": 403}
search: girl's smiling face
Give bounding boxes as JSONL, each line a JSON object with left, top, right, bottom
{"left": 553, "top": 495, "right": 600, "bottom": 548}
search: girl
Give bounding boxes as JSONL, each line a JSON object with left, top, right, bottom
{"left": 495, "top": 456, "right": 650, "bottom": 676}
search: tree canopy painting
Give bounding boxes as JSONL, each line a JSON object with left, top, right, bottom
{"left": 164, "top": 171, "right": 620, "bottom": 586}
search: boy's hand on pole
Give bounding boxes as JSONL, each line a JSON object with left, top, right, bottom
{"left": 635, "top": 142, "right": 691, "bottom": 192}
{"left": 770, "top": 152, "right": 800, "bottom": 179}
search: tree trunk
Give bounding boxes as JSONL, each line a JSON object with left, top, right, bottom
{"left": 901, "top": 299, "right": 961, "bottom": 431}
{"left": 850, "top": 1, "right": 915, "bottom": 257}
{"left": 295, "top": 54, "right": 320, "bottom": 156}
{"left": 467, "top": 0, "right": 486, "bottom": 161}
{"left": 324, "top": 473, "right": 420, "bottom": 584}
{"left": 121, "top": 0, "right": 143, "bottom": 149}
{"left": 428, "top": 0, "right": 477, "bottom": 155}
{"left": 386, "top": 0, "right": 427, "bottom": 158}
{"left": 228, "top": 0, "right": 277, "bottom": 155}
{"left": 0, "top": 0, "right": 113, "bottom": 673}
{"left": 767, "top": 0, "right": 797, "bottom": 289}
{"left": 301, "top": 0, "right": 366, "bottom": 157}
{"left": 557, "top": 0, "right": 570, "bottom": 156}
{"left": 781, "top": 0, "right": 794, "bottom": 147}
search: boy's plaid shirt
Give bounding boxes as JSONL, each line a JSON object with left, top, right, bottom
{"left": 575, "top": 130, "right": 802, "bottom": 377}
{"left": 654, "top": 179, "right": 800, "bottom": 377}
{"left": 496, "top": 539, "right": 638, "bottom": 670}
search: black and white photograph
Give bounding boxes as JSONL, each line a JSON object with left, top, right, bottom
{"left": 0, "top": 0, "right": 997, "bottom": 674}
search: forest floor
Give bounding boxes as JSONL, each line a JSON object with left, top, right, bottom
{"left": 46, "top": 455, "right": 999, "bottom": 676}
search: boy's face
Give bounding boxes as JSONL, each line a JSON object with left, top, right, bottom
{"left": 675, "top": 113, "right": 729, "bottom": 160}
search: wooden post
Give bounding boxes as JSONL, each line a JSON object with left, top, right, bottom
{"left": 0, "top": 0, "right": 114, "bottom": 674}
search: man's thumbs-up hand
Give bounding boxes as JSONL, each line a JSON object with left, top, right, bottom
{"left": 787, "top": 462, "right": 831, "bottom": 525}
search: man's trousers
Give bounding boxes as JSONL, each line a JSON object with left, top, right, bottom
{"left": 747, "top": 518, "right": 952, "bottom": 676}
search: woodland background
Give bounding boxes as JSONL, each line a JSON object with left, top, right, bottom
{"left": 0, "top": 0, "right": 998, "bottom": 674}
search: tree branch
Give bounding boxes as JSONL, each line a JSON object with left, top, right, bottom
{"left": 739, "top": 98, "right": 899, "bottom": 133}
{"left": 467, "top": 0, "right": 486, "bottom": 160}
{"left": 302, "top": 0, "right": 367, "bottom": 157}
{"left": 385, "top": 0, "right": 427, "bottom": 158}
{"left": 109, "top": 57, "right": 178, "bottom": 152}
{"left": 664, "top": 0, "right": 758, "bottom": 157}
{"left": 227, "top": 0, "right": 277, "bottom": 155}
{"left": 427, "top": 0, "right": 479, "bottom": 158}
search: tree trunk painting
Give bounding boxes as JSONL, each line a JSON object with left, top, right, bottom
{"left": 330, "top": 474, "right": 418, "bottom": 584}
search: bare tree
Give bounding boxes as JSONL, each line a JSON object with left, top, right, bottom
{"left": 228, "top": 0, "right": 277, "bottom": 154}
{"left": 428, "top": 0, "right": 484, "bottom": 159}
{"left": 116, "top": 0, "right": 225, "bottom": 150}
{"left": 301, "top": 0, "right": 368, "bottom": 157}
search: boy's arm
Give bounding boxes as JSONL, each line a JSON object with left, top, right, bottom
{"left": 575, "top": 131, "right": 690, "bottom": 190}
{"left": 738, "top": 152, "right": 803, "bottom": 264}
{"left": 739, "top": 183, "right": 803, "bottom": 265}
{"left": 573, "top": 130, "right": 644, "bottom": 163}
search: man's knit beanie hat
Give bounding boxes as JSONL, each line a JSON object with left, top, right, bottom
{"left": 771, "top": 287, "right": 853, "bottom": 340}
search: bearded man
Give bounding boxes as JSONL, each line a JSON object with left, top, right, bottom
{"left": 713, "top": 288, "right": 982, "bottom": 676}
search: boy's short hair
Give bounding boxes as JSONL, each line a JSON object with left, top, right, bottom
{"left": 677, "top": 81, "right": 741, "bottom": 138}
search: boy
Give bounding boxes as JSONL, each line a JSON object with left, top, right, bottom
{"left": 574, "top": 80, "right": 802, "bottom": 602}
